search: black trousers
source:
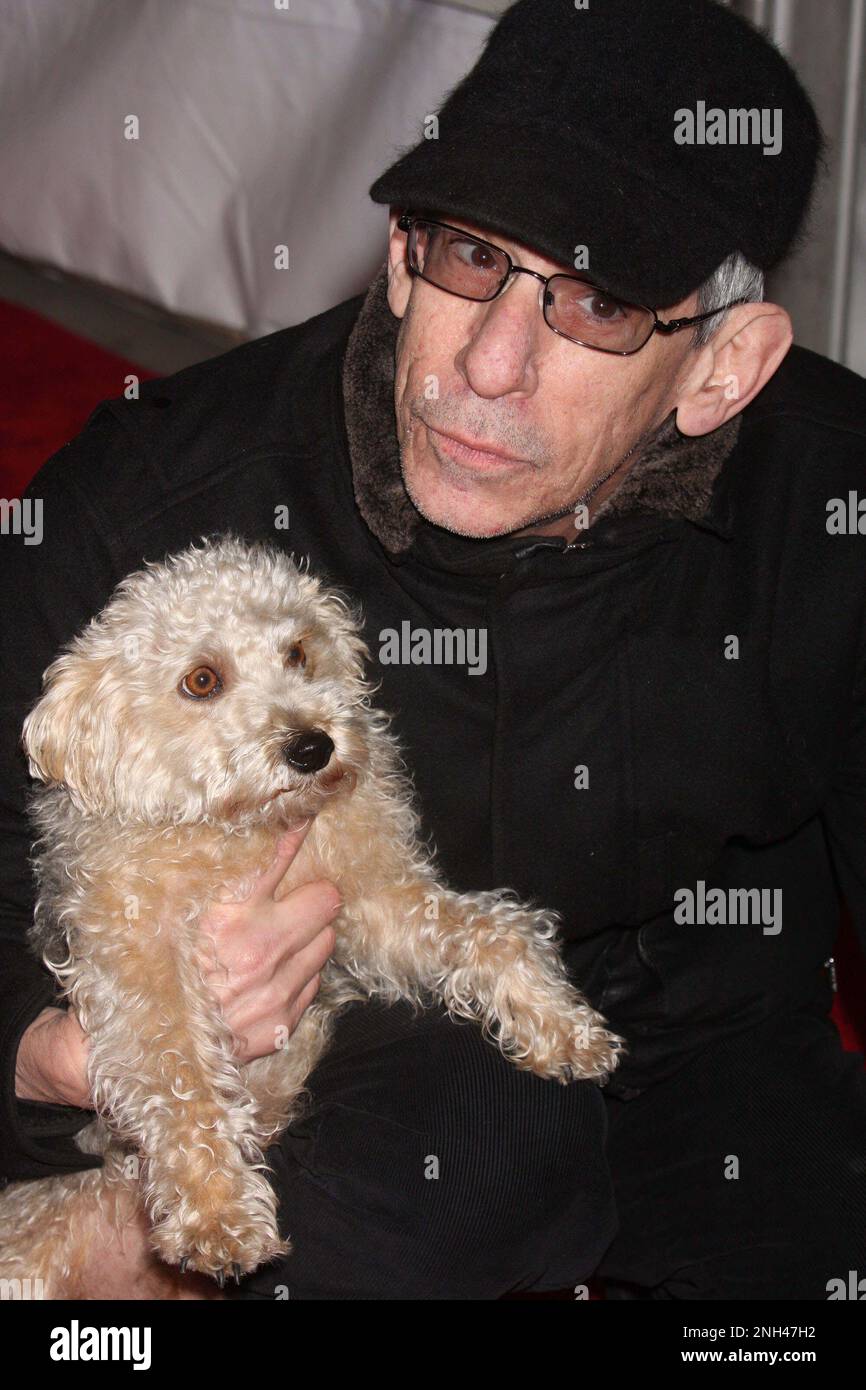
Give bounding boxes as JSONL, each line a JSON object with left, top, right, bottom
{"left": 231, "top": 998, "right": 616, "bottom": 1299}
{"left": 231, "top": 985, "right": 866, "bottom": 1300}
{"left": 598, "top": 984, "right": 866, "bottom": 1300}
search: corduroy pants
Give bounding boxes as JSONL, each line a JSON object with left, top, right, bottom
{"left": 230, "top": 997, "right": 616, "bottom": 1300}
{"left": 598, "top": 984, "right": 866, "bottom": 1300}
{"left": 230, "top": 983, "right": 866, "bottom": 1301}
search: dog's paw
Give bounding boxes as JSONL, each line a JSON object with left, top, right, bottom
{"left": 152, "top": 1209, "right": 288, "bottom": 1284}
{"left": 550, "top": 1010, "right": 626, "bottom": 1084}
{"left": 503, "top": 1004, "right": 626, "bottom": 1085}
{"left": 148, "top": 1169, "right": 288, "bottom": 1283}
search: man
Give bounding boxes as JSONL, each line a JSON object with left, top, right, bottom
{"left": 2, "top": 0, "right": 865, "bottom": 1300}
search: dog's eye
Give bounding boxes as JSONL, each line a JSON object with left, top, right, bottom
{"left": 286, "top": 641, "right": 307, "bottom": 670}
{"left": 179, "top": 665, "right": 223, "bottom": 699}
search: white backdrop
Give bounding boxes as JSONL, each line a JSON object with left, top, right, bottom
{"left": 3, "top": 0, "right": 863, "bottom": 369}
{"left": 0, "top": 0, "right": 493, "bottom": 336}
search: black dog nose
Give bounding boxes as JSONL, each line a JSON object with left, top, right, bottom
{"left": 282, "top": 729, "right": 334, "bottom": 773}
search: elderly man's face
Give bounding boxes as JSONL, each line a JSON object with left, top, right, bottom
{"left": 386, "top": 214, "right": 703, "bottom": 539}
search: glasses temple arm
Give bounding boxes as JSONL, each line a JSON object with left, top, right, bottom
{"left": 654, "top": 297, "right": 750, "bottom": 334}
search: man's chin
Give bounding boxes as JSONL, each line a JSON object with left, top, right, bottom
{"left": 403, "top": 466, "right": 532, "bottom": 539}
{"left": 407, "top": 489, "right": 527, "bottom": 539}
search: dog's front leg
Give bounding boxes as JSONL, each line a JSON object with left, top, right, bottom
{"left": 338, "top": 881, "right": 625, "bottom": 1083}
{"left": 69, "top": 911, "right": 286, "bottom": 1284}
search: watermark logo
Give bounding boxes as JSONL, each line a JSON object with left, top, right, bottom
{"left": 673, "top": 880, "right": 782, "bottom": 935}
{"left": 827, "top": 492, "right": 866, "bottom": 534}
{"left": 0, "top": 497, "right": 42, "bottom": 545}
{"left": 0, "top": 1276, "right": 44, "bottom": 1300}
{"left": 379, "top": 622, "right": 487, "bottom": 676}
{"left": 674, "top": 102, "right": 782, "bottom": 157}
{"left": 49, "top": 1320, "right": 151, "bottom": 1370}
{"left": 827, "top": 1270, "right": 866, "bottom": 1299}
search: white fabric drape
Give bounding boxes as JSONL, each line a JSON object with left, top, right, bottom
{"left": 2, "top": 0, "right": 862, "bottom": 368}
{"left": 0, "top": 0, "right": 493, "bottom": 337}
{"left": 725, "top": 0, "right": 866, "bottom": 372}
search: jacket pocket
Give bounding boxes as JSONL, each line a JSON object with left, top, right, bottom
{"left": 595, "top": 923, "right": 669, "bottom": 1033}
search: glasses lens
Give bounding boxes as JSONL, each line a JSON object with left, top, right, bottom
{"left": 544, "top": 276, "right": 654, "bottom": 353}
{"left": 409, "top": 222, "right": 509, "bottom": 301}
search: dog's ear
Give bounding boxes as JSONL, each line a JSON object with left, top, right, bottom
{"left": 315, "top": 590, "right": 370, "bottom": 683}
{"left": 22, "top": 650, "right": 122, "bottom": 813}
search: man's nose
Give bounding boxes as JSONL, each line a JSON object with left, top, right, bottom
{"left": 457, "top": 276, "right": 541, "bottom": 398}
{"left": 282, "top": 728, "right": 335, "bottom": 773}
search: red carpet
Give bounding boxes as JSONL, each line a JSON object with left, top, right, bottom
{"left": 0, "top": 299, "right": 156, "bottom": 498}
{"left": 834, "top": 909, "right": 866, "bottom": 1053}
{"left": 2, "top": 297, "right": 865, "bottom": 1056}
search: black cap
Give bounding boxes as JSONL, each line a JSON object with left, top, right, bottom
{"left": 369, "top": 0, "right": 825, "bottom": 308}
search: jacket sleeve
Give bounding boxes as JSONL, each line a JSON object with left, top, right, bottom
{"left": 0, "top": 409, "right": 127, "bottom": 1184}
{"left": 821, "top": 600, "right": 866, "bottom": 964}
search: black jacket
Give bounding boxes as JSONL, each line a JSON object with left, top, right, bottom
{"left": 2, "top": 265, "right": 866, "bottom": 1183}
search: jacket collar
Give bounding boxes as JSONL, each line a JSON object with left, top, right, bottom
{"left": 341, "top": 262, "right": 740, "bottom": 562}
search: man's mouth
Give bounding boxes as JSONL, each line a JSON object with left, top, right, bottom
{"left": 427, "top": 424, "right": 530, "bottom": 471}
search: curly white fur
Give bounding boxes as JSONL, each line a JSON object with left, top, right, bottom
{"left": 0, "top": 535, "right": 623, "bottom": 1296}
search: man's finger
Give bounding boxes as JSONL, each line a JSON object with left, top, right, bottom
{"left": 290, "top": 972, "right": 322, "bottom": 1023}
{"left": 251, "top": 818, "right": 314, "bottom": 901}
{"left": 272, "top": 924, "right": 336, "bottom": 999}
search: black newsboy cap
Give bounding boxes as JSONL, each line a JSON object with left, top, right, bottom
{"left": 369, "top": 0, "right": 825, "bottom": 308}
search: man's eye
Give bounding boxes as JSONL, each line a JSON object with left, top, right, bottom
{"left": 548, "top": 281, "right": 630, "bottom": 329}
{"left": 584, "top": 293, "right": 626, "bottom": 322}
{"left": 450, "top": 237, "right": 497, "bottom": 272}
{"left": 286, "top": 641, "right": 307, "bottom": 670}
{"left": 179, "top": 665, "right": 223, "bottom": 699}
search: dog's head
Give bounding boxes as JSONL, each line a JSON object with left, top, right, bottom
{"left": 22, "top": 536, "right": 375, "bottom": 826}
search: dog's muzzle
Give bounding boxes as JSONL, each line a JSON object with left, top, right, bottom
{"left": 281, "top": 728, "right": 335, "bottom": 774}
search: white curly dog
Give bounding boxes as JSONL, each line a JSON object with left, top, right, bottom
{"left": 0, "top": 535, "right": 622, "bottom": 1297}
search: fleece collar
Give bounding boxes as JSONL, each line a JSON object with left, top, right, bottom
{"left": 341, "top": 261, "right": 741, "bottom": 560}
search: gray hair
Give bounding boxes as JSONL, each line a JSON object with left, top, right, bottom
{"left": 691, "top": 251, "right": 765, "bottom": 347}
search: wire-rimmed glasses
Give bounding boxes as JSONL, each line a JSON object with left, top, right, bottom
{"left": 397, "top": 213, "right": 747, "bottom": 357}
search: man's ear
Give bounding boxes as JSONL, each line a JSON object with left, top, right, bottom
{"left": 675, "top": 303, "right": 793, "bottom": 437}
{"left": 386, "top": 207, "right": 413, "bottom": 319}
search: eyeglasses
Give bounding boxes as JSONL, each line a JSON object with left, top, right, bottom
{"left": 397, "top": 213, "right": 747, "bottom": 357}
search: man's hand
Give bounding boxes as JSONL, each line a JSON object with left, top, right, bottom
{"left": 15, "top": 1006, "right": 93, "bottom": 1108}
{"left": 14, "top": 818, "right": 340, "bottom": 1104}
{"left": 198, "top": 817, "right": 341, "bottom": 1064}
